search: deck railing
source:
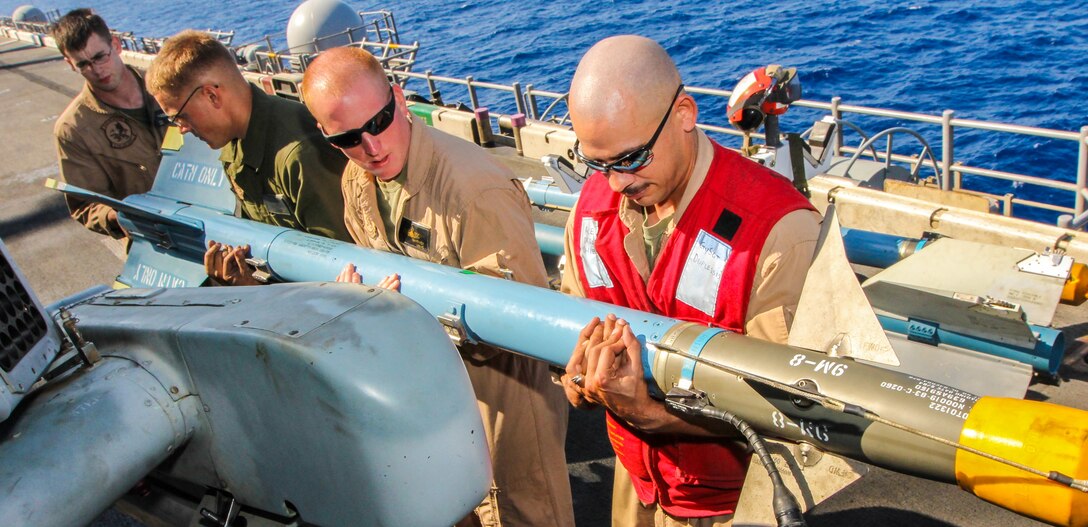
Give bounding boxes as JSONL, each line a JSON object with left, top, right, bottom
{"left": 241, "top": 10, "right": 417, "bottom": 80}
{"left": 115, "top": 29, "right": 233, "bottom": 55}
{"left": 2, "top": 14, "right": 1083, "bottom": 229}
{"left": 389, "top": 69, "right": 1087, "bottom": 229}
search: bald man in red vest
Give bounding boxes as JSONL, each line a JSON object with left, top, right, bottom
{"left": 560, "top": 36, "right": 821, "bottom": 527}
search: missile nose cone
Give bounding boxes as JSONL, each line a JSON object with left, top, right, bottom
{"left": 956, "top": 397, "right": 1088, "bottom": 527}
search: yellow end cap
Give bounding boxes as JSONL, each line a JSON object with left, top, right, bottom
{"left": 956, "top": 397, "right": 1088, "bottom": 526}
{"left": 1062, "top": 262, "right": 1087, "bottom": 305}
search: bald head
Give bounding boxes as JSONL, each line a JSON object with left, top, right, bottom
{"left": 569, "top": 35, "right": 681, "bottom": 126}
{"left": 301, "top": 47, "right": 388, "bottom": 106}
{"left": 568, "top": 36, "right": 698, "bottom": 213}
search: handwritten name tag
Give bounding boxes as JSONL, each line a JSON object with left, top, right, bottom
{"left": 676, "top": 229, "right": 730, "bottom": 316}
{"left": 580, "top": 217, "right": 613, "bottom": 289}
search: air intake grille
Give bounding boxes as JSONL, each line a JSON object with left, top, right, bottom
{"left": 0, "top": 254, "right": 46, "bottom": 373}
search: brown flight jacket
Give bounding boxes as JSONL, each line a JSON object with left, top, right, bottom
{"left": 341, "top": 121, "right": 548, "bottom": 288}
{"left": 53, "top": 67, "right": 166, "bottom": 237}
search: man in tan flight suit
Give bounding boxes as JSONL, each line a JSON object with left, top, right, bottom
{"left": 146, "top": 30, "right": 350, "bottom": 283}
{"left": 52, "top": 8, "right": 167, "bottom": 238}
{"left": 301, "top": 47, "right": 574, "bottom": 527}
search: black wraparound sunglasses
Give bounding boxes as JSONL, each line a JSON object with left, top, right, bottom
{"left": 323, "top": 86, "right": 397, "bottom": 149}
{"left": 573, "top": 84, "right": 685, "bottom": 174}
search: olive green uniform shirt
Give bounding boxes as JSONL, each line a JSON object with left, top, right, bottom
{"left": 219, "top": 85, "right": 350, "bottom": 241}
{"left": 54, "top": 67, "right": 166, "bottom": 237}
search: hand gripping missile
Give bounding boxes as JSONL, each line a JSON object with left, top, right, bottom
{"left": 87, "top": 189, "right": 1085, "bottom": 526}
{"left": 48, "top": 131, "right": 1088, "bottom": 525}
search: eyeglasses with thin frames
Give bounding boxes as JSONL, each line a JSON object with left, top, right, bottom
{"left": 322, "top": 86, "right": 397, "bottom": 149}
{"left": 72, "top": 46, "right": 112, "bottom": 72}
{"left": 166, "top": 85, "right": 213, "bottom": 126}
{"left": 573, "top": 84, "right": 685, "bottom": 174}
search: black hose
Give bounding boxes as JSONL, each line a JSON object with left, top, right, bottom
{"left": 697, "top": 405, "right": 807, "bottom": 527}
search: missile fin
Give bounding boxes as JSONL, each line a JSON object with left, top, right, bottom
{"left": 733, "top": 439, "right": 869, "bottom": 525}
{"left": 789, "top": 204, "right": 900, "bottom": 366}
{"left": 149, "top": 127, "right": 237, "bottom": 215}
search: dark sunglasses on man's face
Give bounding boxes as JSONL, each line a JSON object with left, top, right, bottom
{"left": 323, "top": 86, "right": 397, "bottom": 149}
{"left": 573, "top": 84, "right": 685, "bottom": 174}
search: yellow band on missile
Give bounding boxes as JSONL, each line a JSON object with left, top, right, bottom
{"left": 1062, "top": 262, "right": 1087, "bottom": 305}
{"left": 956, "top": 397, "right": 1088, "bottom": 527}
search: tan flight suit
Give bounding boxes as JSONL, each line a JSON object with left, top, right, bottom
{"left": 219, "top": 85, "right": 351, "bottom": 242}
{"left": 342, "top": 122, "right": 575, "bottom": 527}
{"left": 561, "top": 130, "right": 822, "bottom": 527}
{"left": 54, "top": 67, "right": 166, "bottom": 237}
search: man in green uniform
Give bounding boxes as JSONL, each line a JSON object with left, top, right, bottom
{"left": 146, "top": 30, "right": 350, "bottom": 283}
{"left": 301, "top": 47, "right": 575, "bottom": 527}
{"left": 52, "top": 9, "right": 167, "bottom": 238}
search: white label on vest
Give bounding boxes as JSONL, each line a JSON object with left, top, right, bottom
{"left": 676, "top": 229, "right": 731, "bottom": 316}
{"left": 580, "top": 217, "right": 613, "bottom": 289}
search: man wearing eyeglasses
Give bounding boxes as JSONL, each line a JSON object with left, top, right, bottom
{"left": 51, "top": 9, "right": 167, "bottom": 238}
{"left": 300, "top": 47, "right": 574, "bottom": 527}
{"left": 559, "top": 36, "right": 821, "bottom": 526}
{"left": 146, "top": 30, "right": 350, "bottom": 284}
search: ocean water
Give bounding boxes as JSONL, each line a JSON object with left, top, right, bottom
{"left": 6, "top": 0, "right": 1087, "bottom": 222}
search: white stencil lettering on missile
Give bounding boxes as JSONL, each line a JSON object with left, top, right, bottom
{"left": 788, "top": 353, "right": 848, "bottom": 376}
{"left": 771, "top": 411, "right": 831, "bottom": 443}
{"left": 881, "top": 378, "right": 976, "bottom": 420}
{"left": 169, "top": 161, "right": 225, "bottom": 187}
{"left": 134, "top": 263, "right": 188, "bottom": 288}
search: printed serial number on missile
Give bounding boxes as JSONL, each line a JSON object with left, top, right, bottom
{"left": 788, "top": 353, "right": 848, "bottom": 376}
{"left": 771, "top": 411, "right": 831, "bottom": 443}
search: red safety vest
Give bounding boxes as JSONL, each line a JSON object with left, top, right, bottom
{"left": 572, "top": 140, "right": 815, "bottom": 517}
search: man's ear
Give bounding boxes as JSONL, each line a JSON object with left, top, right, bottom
{"left": 677, "top": 93, "right": 699, "bottom": 133}
{"left": 206, "top": 84, "right": 223, "bottom": 109}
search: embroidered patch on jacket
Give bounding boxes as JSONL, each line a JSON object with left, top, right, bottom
{"left": 579, "top": 217, "right": 613, "bottom": 289}
{"left": 676, "top": 229, "right": 731, "bottom": 316}
{"left": 398, "top": 218, "right": 431, "bottom": 251}
{"left": 101, "top": 116, "right": 136, "bottom": 149}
